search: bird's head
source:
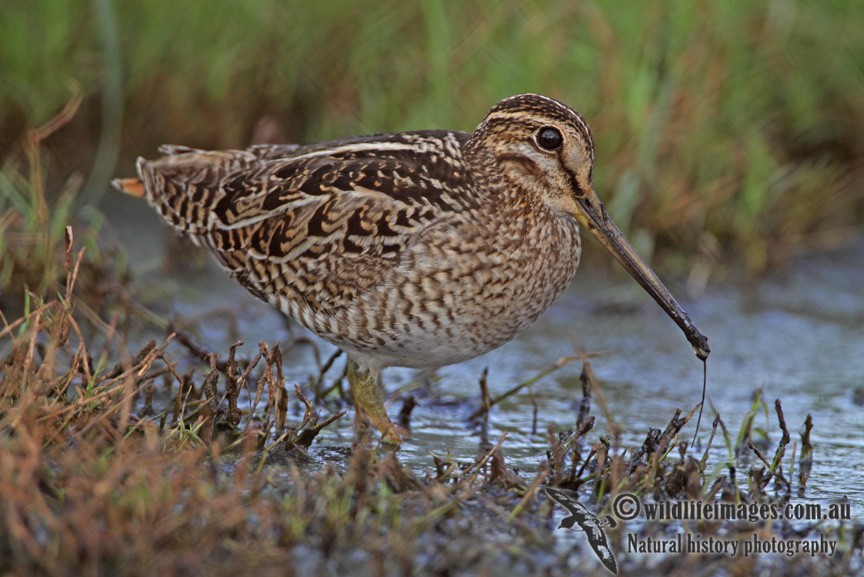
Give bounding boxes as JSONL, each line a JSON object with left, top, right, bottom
{"left": 470, "top": 94, "right": 710, "bottom": 360}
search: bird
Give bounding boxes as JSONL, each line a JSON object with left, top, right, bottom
{"left": 545, "top": 486, "right": 618, "bottom": 574}
{"left": 112, "top": 93, "right": 710, "bottom": 445}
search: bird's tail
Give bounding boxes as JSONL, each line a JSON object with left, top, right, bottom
{"left": 111, "top": 156, "right": 151, "bottom": 197}
{"left": 111, "top": 176, "right": 146, "bottom": 197}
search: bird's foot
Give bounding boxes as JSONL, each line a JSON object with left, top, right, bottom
{"left": 354, "top": 410, "right": 408, "bottom": 446}
{"left": 347, "top": 357, "right": 406, "bottom": 446}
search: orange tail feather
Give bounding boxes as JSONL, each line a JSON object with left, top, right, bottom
{"left": 111, "top": 177, "right": 146, "bottom": 198}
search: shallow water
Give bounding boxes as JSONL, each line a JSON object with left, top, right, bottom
{"left": 106, "top": 193, "right": 864, "bottom": 513}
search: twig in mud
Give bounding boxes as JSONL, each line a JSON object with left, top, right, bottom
{"left": 200, "top": 354, "right": 219, "bottom": 443}
{"left": 313, "top": 348, "right": 342, "bottom": 400}
{"left": 664, "top": 404, "right": 701, "bottom": 445}
{"left": 131, "top": 333, "right": 178, "bottom": 381}
{"left": 489, "top": 447, "right": 524, "bottom": 490}
{"left": 767, "top": 399, "right": 793, "bottom": 495}
{"left": 460, "top": 433, "right": 509, "bottom": 491}
{"left": 788, "top": 442, "right": 797, "bottom": 496}
{"left": 529, "top": 388, "right": 539, "bottom": 435}
{"left": 434, "top": 434, "right": 509, "bottom": 487}
{"left": 474, "top": 367, "right": 491, "bottom": 444}
{"left": 631, "top": 427, "right": 663, "bottom": 464}
{"left": 747, "top": 400, "right": 794, "bottom": 494}
{"left": 628, "top": 406, "right": 696, "bottom": 465}
{"left": 256, "top": 342, "right": 288, "bottom": 434}
{"left": 712, "top": 413, "right": 742, "bottom": 500}
{"left": 546, "top": 416, "right": 596, "bottom": 488}
{"left": 509, "top": 467, "right": 549, "bottom": 520}
{"left": 397, "top": 395, "right": 417, "bottom": 430}
{"left": 748, "top": 442, "right": 772, "bottom": 472}
{"left": 246, "top": 345, "right": 273, "bottom": 434}
{"left": 468, "top": 356, "right": 579, "bottom": 421}
{"left": 478, "top": 366, "right": 490, "bottom": 415}
{"left": 639, "top": 405, "right": 701, "bottom": 492}
{"left": 104, "top": 340, "right": 157, "bottom": 380}
{"left": 579, "top": 360, "right": 620, "bottom": 442}
{"left": 432, "top": 454, "right": 457, "bottom": 481}
{"left": 771, "top": 398, "right": 791, "bottom": 471}
{"left": 171, "top": 326, "right": 232, "bottom": 373}
{"left": 591, "top": 437, "right": 611, "bottom": 496}
{"left": 292, "top": 384, "right": 346, "bottom": 449}
{"left": 577, "top": 364, "right": 592, "bottom": 428}
{"left": 798, "top": 414, "right": 814, "bottom": 497}
{"left": 317, "top": 360, "right": 348, "bottom": 400}
{"left": 223, "top": 341, "right": 257, "bottom": 429}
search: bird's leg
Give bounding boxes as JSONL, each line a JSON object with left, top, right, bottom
{"left": 346, "top": 357, "right": 403, "bottom": 445}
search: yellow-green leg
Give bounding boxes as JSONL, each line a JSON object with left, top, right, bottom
{"left": 346, "top": 357, "right": 403, "bottom": 445}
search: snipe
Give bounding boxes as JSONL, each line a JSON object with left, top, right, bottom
{"left": 113, "top": 94, "right": 709, "bottom": 444}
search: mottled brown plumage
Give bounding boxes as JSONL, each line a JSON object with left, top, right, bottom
{"left": 114, "top": 94, "right": 709, "bottom": 444}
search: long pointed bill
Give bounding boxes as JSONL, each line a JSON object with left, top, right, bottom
{"left": 577, "top": 192, "right": 710, "bottom": 360}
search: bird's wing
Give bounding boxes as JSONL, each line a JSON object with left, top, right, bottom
{"left": 135, "top": 131, "right": 474, "bottom": 253}
{"left": 130, "top": 131, "right": 476, "bottom": 309}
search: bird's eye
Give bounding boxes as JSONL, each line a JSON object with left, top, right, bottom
{"left": 536, "top": 126, "right": 563, "bottom": 150}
